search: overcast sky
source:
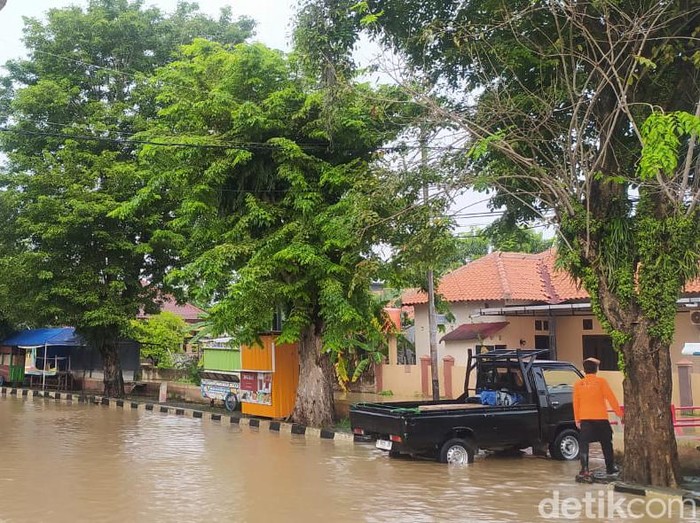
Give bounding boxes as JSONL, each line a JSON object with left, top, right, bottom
{"left": 0, "top": 0, "right": 296, "bottom": 65}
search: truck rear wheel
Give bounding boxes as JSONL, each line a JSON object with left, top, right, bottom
{"left": 549, "top": 429, "right": 580, "bottom": 460}
{"left": 439, "top": 438, "right": 476, "bottom": 465}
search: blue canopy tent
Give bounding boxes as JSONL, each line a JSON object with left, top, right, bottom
{"left": 2, "top": 328, "right": 141, "bottom": 390}
{"left": 2, "top": 328, "right": 85, "bottom": 390}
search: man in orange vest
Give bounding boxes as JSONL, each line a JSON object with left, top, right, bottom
{"left": 573, "top": 357, "right": 624, "bottom": 483}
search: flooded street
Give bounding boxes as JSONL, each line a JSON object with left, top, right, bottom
{"left": 0, "top": 396, "right": 693, "bottom": 522}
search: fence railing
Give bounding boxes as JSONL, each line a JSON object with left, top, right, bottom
{"left": 608, "top": 405, "right": 700, "bottom": 435}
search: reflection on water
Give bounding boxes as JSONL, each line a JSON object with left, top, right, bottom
{"left": 0, "top": 397, "right": 691, "bottom": 522}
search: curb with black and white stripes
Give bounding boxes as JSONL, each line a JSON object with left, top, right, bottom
{"left": 612, "top": 481, "right": 700, "bottom": 506}
{"left": 0, "top": 386, "right": 354, "bottom": 444}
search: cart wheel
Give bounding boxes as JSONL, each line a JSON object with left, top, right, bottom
{"left": 224, "top": 393, "right": 239, "bottom": 412}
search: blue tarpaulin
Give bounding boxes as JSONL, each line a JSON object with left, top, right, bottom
{"left": 1, "top": 328, "right": 85, "bottom": 347}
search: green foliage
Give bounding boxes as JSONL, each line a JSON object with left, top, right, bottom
{"left": 119, "top": 41, "right": 408, "bottom": 390}
{"left": 0, "top": 1, "right": 253, "bottom": 390}
{"left": 639, "top": 111, "right": 700, "bottom": 180}
{"left": 129, "top": 312, "right": 189, "bottom": 368}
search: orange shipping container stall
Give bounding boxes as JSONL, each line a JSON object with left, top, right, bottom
{"left": 240, "top": 334, "right": 299, "bottom": 419}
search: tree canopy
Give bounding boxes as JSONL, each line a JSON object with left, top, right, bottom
{"left": 295, "top": 0, "right": 700, "bottom": 486}
{"left": 0, "top": 0, "right": 254, "bottom": 396}
{"left": 129, "top": 311, "right": 190, "bottom": 368}
{"left": 118, "top": 39, "right": 411, "bottom": 425}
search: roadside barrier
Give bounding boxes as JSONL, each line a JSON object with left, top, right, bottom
{"left": 0, "top": 387, "right": 354, "bottom": 444}
{"left": 670, "top": 404, "right": 700, "bottom": 435}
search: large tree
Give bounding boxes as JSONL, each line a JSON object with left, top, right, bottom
{"left": 296, "top": 0, "right": 700, "bottom": 486}
{"left": 0, "top": 0, "right": 254, "bottom": 396}
{"left": 118, "top": 40, "right": 409, "bottom": 426}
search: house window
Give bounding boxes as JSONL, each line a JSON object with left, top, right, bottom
{"left": 535, "top": 320, "right": 549, "bottom": 331}
{"left": 582, "top": 335, "right": 619, "bottom": 371}
{"left": 476, "top": 344, "right": 506, "bottom": 353}
{"left": 583, "top": 319, "right": 593, "bottom": 330}
{"left": 397, "top": 336, "right": 416, "bottom": 365}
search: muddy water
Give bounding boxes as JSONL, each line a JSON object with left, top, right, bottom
{"left": 0, "top": 397, "right": 693, "bottom": 522}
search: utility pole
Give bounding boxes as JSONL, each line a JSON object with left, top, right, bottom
{"left": 421, "top": 130, "right": 440, "bottom": 401}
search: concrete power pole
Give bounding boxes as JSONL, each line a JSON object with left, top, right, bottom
{"left": 420, "top": 131, "right": 440, "bottom": 401}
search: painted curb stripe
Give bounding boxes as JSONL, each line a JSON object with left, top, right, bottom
{"left": 613, "top": 483, "right": 647, "bottom": 496}
{"left": 1, "top": 387, "right": 355, "bottom": 447}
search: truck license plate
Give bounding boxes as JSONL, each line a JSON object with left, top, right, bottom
{"left": 376, "top": 439, "right": 392, "bottom": 451}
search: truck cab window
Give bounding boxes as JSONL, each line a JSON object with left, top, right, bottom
{"left": 541, "top": 368, "right": 580, "bottom": 392}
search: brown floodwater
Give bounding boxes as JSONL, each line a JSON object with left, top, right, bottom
{"left": 0, "top": 396, "right": 694, "bottom": 522}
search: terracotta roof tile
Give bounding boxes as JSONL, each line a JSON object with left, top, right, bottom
{"left": 402, "top": 250, "right": 586, "bottom": 305}
{"left": 402, "top": 249, "right": 700, "bottom": 305}
{"left": 138, "top": 295, "right": 204, "bottom": 323}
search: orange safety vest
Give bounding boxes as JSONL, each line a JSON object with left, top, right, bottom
{"left": 573, "top": 374, "right": 623, "bottom": 424}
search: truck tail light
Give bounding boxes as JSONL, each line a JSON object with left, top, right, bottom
{"left": 390, "top": 434, "right": 403, "bottom": 443}
{"left": 352, "top": 427, "right": 365, "bottom": 435}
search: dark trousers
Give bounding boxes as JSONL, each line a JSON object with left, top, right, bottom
{"left": 579, "top": 420, "right": 615, "bottom": 473}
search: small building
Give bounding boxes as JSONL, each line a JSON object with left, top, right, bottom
{"left": 387, "top": 250, "right": 700, "bottom": 406}
{"left": 0, "top": 327, "right": 140, "bottom": 390}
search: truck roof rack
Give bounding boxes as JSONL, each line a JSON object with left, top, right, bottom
{"left": 464, "top": 348, "right": 550, "bottom": 395}
{"left": 471, "top": 348, "right": 550, "bottom": 361}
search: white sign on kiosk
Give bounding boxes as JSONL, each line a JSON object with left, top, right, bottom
{"left": 681, "top": 343, "right": 700, "bottom": 356}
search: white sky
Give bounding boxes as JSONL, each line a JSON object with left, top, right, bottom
{"left": 0, "top": 0, "right": 296, "bottom": 65}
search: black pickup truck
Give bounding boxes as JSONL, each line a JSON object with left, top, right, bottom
{"left": 350, "top": 349, "right": 584, "bottom": 464}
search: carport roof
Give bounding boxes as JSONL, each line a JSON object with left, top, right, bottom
{"left": 440, "top": 321, "right": 509, "bottom": 343}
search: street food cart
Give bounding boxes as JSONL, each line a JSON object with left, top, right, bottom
{"left": 239, "top": 333, "right": 299, "bottom": 419}
{"left": 200, "top": 337, "right": 242, "bottom": 411}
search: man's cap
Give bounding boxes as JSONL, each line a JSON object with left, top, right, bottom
{"left": 583, "top": 357, "right": 601, "bottom": 365}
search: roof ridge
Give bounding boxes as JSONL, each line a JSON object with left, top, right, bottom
{"left": 496, "top": 252, "right": 512, "bottom": 299}
{"left": 538, "top": 257, "right": 560, "bottom": 304}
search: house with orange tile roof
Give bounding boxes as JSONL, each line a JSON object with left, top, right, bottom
{"left": 379, "top": 250, "right": 700, "bottom": 407}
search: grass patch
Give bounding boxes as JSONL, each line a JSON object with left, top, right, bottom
{"left": 334, "top": 417, "right": 351, "bottom": 432}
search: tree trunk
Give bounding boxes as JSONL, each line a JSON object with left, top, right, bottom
{"left": 99, "top": 337, "right": 125, "bottom": 398}
{"left": 291, "top": 321, "right": 335, "bottom": 427}
{"left": 594, "top": 279, "right": 681, "bottom": 487}
{"left": 621, "top": 326, "right": 680, "bottom": 487}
